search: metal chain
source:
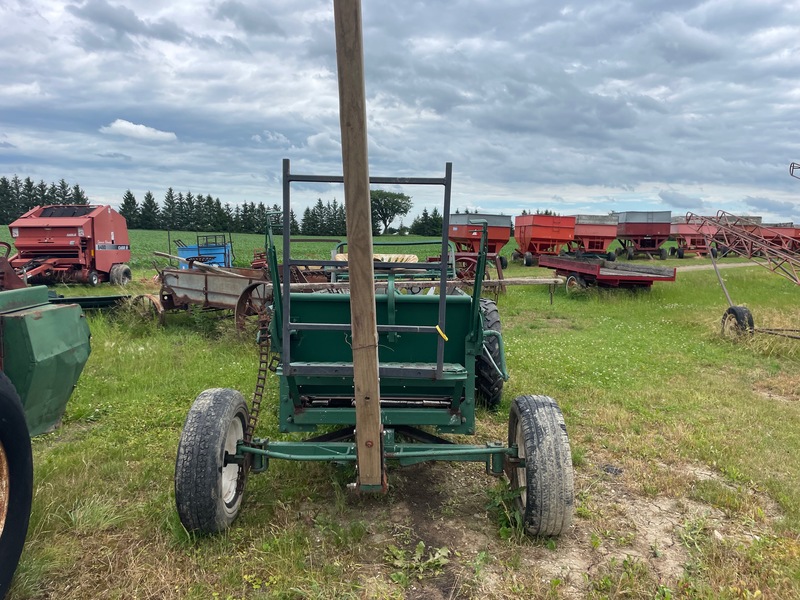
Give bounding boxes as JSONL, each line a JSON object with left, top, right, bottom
{"left": 237, "top": 306, "right": 271, "bottom": 494}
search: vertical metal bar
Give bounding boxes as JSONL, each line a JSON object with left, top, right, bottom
{"left": 435, "top": 162, "right": 452, "bottom": 379}
{"left": 282, "top": 158, "right": 292, "bottom": 372}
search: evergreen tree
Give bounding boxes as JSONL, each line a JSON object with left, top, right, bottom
{"left": 22, "top": 178, "right": 36, "bottom": 212}
{"left": 301, "top": 206, "right": 315, "bottom": 235}
{"left": 162, "top": 188, "right": 178, "bottom": 230}
{"left": 0, "top": 177, "right": 11, "bottom": 223}
{"left": 71, "top": 184, "right": 89, "bottom": 204}
{"left": 55, "top": 179, "right": 71, "bottom": 204}
{"left": 9, "top": 176, "right": 22, "bottom": 220}
{"left": 184, "top": 192, "right": 196, "bottom": 230}
{"left": 139, "top": 191, "right": 161, "bottom": 230}
{"left": 289, "top": 209, "right": 300, "bottom": 235}
{"left": 35, "top": 180, "right": 49, "bottom": 206}
{"left": 119, "top": 190, "right": 140, "bottom": 228}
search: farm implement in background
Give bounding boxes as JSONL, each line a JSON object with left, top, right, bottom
{"left": 686, "top": 207, "right": 800, "bottom": 341}
{"left": 538, "top": 254, "right": 676, "bottom": 292}
{"left": 8, "top": 204, "right": 132, "bottom": 286}
{"left": 615, "top": 211, "right": 672, "bottom": 260}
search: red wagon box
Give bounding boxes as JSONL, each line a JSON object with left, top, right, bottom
{"left": 571, "top": 215, "right": 618, "bottom": 258}
{"left": 514, "top": 214, "right": 576, "bottom": 265}
{"left": 448, "top": 213, "right": 512, "bottom": 254}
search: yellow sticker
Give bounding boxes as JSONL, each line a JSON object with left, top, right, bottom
{"left": 435, "top": 325, "right": 448, "bottom": 342}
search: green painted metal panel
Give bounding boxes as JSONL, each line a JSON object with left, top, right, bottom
{"left": 1, "top": 287, "right": 92, "bottom": 436}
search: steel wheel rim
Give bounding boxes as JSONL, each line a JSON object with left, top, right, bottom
{"left": 515, "top": 419, "right": 527, "bottom": 509}
{"left": 0, "top": 441, "right": 8, "bottom": 536}
{"left": 222, "top": 415, "right": 244, "bottom": 507}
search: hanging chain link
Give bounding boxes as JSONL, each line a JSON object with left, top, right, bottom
{"left": 237, "top": 303, "right": 272, "bottom": 494}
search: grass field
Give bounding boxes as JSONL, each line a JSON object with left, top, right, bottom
{"left": 4, "top": 228, "right": 800, "bottom": 599}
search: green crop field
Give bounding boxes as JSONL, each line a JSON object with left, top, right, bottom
{"left": 4, "top": 228, "right": 800, "bottom": 599}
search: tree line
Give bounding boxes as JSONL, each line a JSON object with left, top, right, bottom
{"left": 1, "top": 174, "right": 459, "bottom": 237}
{"left": 0, "top": 175, "right": 89, "bottom": 223}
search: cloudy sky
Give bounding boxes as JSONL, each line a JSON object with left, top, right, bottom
{"left": 2, "top": 0, "right": 800, "bottom": 224}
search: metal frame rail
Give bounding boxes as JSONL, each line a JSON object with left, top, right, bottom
{"left": 686, "top": 211, "right": 800, "bottom": 286}
{"left": 280, "top": 159, "right": 455, "bottom": 379}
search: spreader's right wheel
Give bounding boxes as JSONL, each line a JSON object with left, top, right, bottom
{"left": 0, "top": 372, "right": 33, "bottom": 598}
{"left": 721, "top": 306, "right": 754, "bottom": 338}
{"left": 508, "top": 395, "right": 574, "bottom": 537}
{"left": 175, "top": 388, "right": 249, "bottom": 534}
{"left": 626, "top": 247, "right": 634, "bottom": 260}
{"left": 476, "top": 298, "right": 503, "bottom": 409}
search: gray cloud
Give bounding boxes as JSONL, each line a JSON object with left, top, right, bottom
{"left": 1, "top": 0, "right": 799, "bottom": 221}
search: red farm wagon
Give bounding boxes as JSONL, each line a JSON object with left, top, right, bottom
{"left": 670, "top": 217, "right": 719, "bottom": 258}
{"left": 448, "top": 213, "right": 512, "bottom": 276}
{"left": 568, "top": 214, "right": 618, "bottom": 261}
{"left": 514, "top": 214, "right": 576, "bottom": 266}
{"left": 615, "top": 211, "right": 671, "bottom": 260}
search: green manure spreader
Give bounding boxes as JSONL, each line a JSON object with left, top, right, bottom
{"left": 174, "top": 161, "right": 574, "bottom": 538}
{"left": 0, "top": 243, "right": 91, "bottom": 598}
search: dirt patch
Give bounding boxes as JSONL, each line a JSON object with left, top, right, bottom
{"left": 753, "top": 372, "right": 800, "bottom": 403}
{"left": 338, "top": 455, "right": 781, "bottom": 599}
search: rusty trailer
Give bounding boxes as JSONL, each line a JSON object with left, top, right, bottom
{"left": 538, "top": 254, "right": 676, "bottom": 291}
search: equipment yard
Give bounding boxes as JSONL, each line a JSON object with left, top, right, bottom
{"left": 1, "top": 225, "right": 798, "bottom": 600}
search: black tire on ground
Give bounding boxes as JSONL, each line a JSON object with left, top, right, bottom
{"left": 677, "top": 248, "right": 685, "bottom": 259}
{"left": 626, "top": 247, "right": 634, "bottom": 260}
{"left": 508, "top": 395, "right": 574, "bottom": 536}
{"left": 565, "top": 273, "right": 586, "bottom": 294}
{"left": 175, "top": 388, "right": 250, "bottom": 534}
{"left": 109, "top": 264, "right": 120, "bottom": 285}
{"left": 710, "top": 247, "right": 718, "bottom": 258}
{"left": 511, "top": 250, "right": 522, "bottom": 262}
{"left": 87, "top": 270, "right": 99, "bottom": 286}
{"left": 476, "top": 298, "right": 503, "bottom": 409}
{"left": 606, "top": 251, "right": 616, "bottom": 262}
{"left": 659, "top": 248, "right": 668, "bottom": 260}
{"left": 499, "top": 256, "right": 508, "bottom": 270}
{"left": 721, "top": 306, "right": 754, "bottom": 337}
{"left": 669, "top": 246, "right": 676, "bottom": 256}
{"left": 719, "top": 245, "right": 729, "bottom": 258}
{"left": 523, "top": 252, "right": 534, "bottom": 267}
{"left": 117, "top": 264, "right": 132, "bottom": 286}
{"left": 0, "top": 372, "right": 34, "bottom": 598}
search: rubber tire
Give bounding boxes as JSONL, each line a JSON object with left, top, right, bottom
{"left": 659, "top": 248, "right": 668, "bottom": 260}
{"left": 606, "top": 252, "right": 616, "bottom": 262}
{"left": 499, "top": 256, "right": 508, "bottom": 270}
{"left": 87, "top": 270, "right": 99, "bottom": 286}
{"left": 721, "top": 306, "right": 754, "bottom": 337}
{"left": 523, "top": 252, "right": 534, "bottom": 267}
{"left": 508, "top": 395, "right": 574, "bottom": 536}
{"left": 511, "top": 250, "right": 522, "bottom": 262}
{"left": 109, "top": 264, "right": 120, "bottom": 285}
{"left": 677, "top": 248, "right": 685, "bottom": 259}
{"left": 565, "top": 273, "right": 586, "bottom": 294}
{"left": 719, "top": 245, "right": 729, "bottom": 258}
{"left": 669, "top": 247, "right": 676, "bottom": 256}
{"left": 476, "top": 298, "right": 503, "bottom": 409}
{"left": 626, "top": 247, "right": 634, "bottom": 260}
{"left": 175, "top": 388, "right": 249, "bottom": 534}
{"left": 0, "top": 372, "right": 33, "bottom": 599}
{"left": 710, "top": 247, "right": 718, "bottom": 259}
{"left": 116, "top": 265, "right": 132, "bottom": 286}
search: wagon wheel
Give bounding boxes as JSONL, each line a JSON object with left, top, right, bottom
{"left": 235, "top": 283, "right": 271, "bottom": 331}
{"left": 565, "top": 273, "right": 587, "bottom": 295}
{"left": 128, "top": 294, "right": 165, "bottom": 325}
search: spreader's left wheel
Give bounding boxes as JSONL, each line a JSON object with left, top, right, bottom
{"left": 721, "top": 306, "right": 754, "bottom": 338}
{"left": 508, "top": 395, "right": 574, "bottom": 537}
{"left": 175, "top": 388, "right": 249, "bottom": 534}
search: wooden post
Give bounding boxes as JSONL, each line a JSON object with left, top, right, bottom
{"left": 333, "top": 0, "right": 384, "bottom": 490}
